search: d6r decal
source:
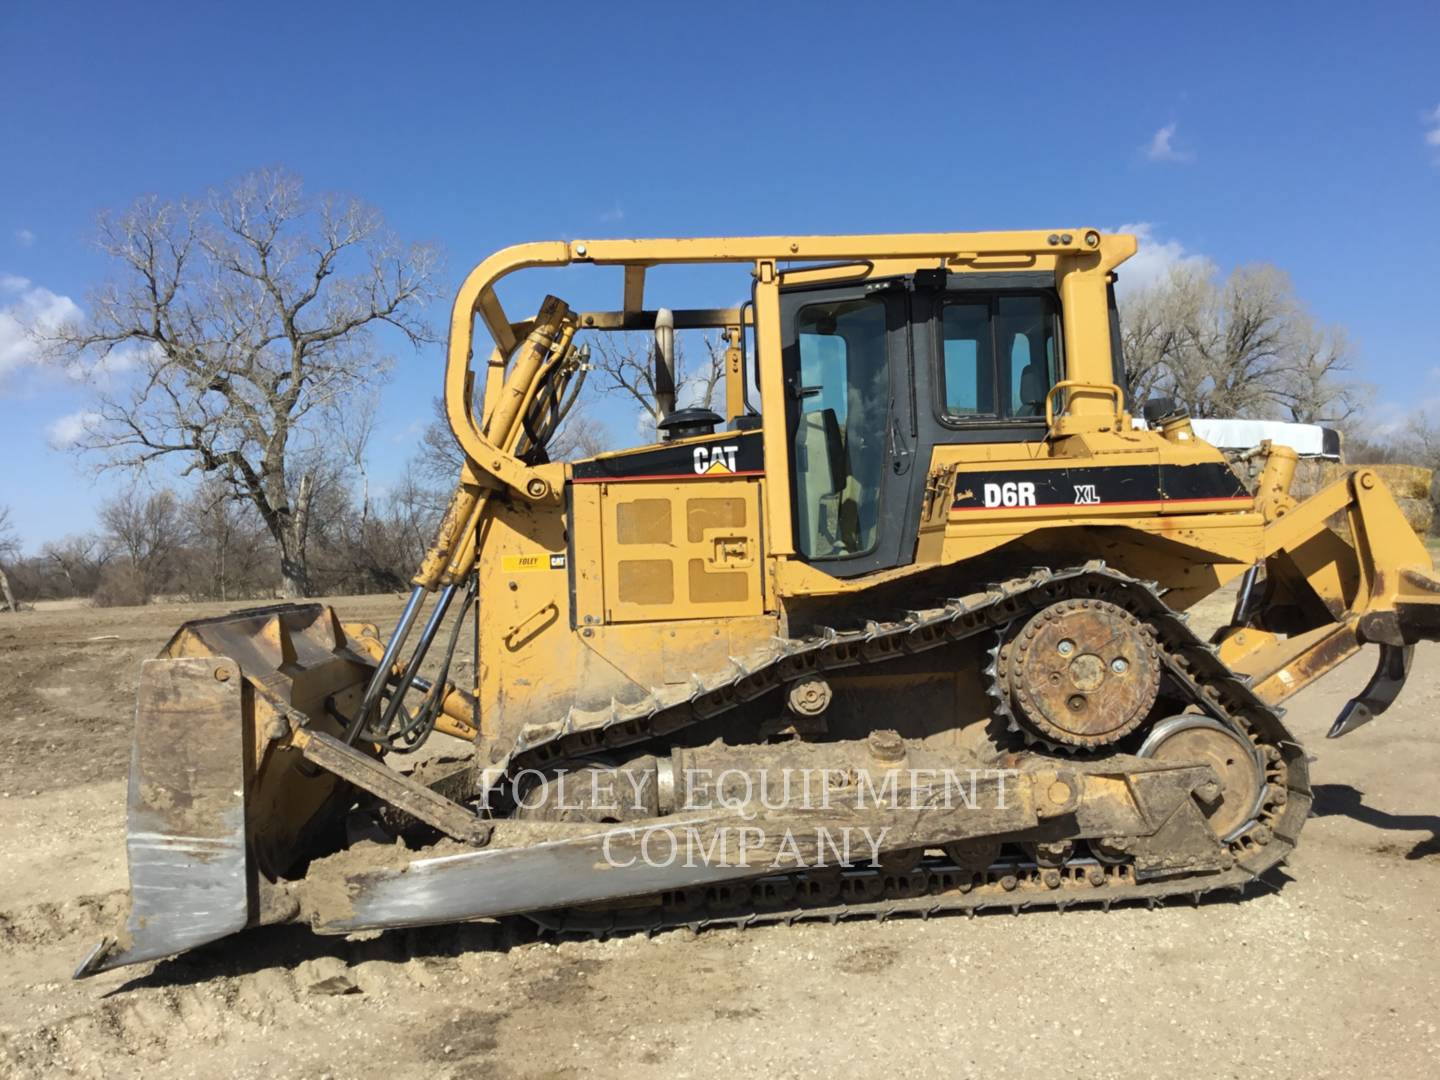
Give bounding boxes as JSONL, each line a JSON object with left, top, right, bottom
{"left": 983, "top": 482, "right": 1037, "bottom": 508}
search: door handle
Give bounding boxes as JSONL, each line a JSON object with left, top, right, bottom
{"left": 711, "top": 535, "right": 752, "bottom": 568}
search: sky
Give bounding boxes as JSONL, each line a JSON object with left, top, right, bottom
{"left": 2, "top": 1, "right": 1438, "bottom": 552}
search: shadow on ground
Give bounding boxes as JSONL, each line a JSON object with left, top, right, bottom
{"left": 108, "top": 917, "right": 541, "bottom": 997}
{"left": 1311, "top": 783, "right": 1440, "bottom": 860}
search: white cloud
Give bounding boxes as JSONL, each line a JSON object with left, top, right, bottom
{"left": 1367, "top": 369, "right": 1440, "bottom": 441}
{"left": 67, "top": 339, "right": 158, "bottom": 383}
{"left": 1110, "top": 223, "right": 1213, "bottom": 294}
{"left": 0, "top": 276, "right": 82, "bottom": 386}
{"left": 0, "top": 276, "right": 160, "bottom": 391}
{"left": 1424, "top": 103, "right": 1440, "bottom": 153}
{"left": 14, "top": 228, "right": 35, "bottom": 248}
{"left": 45, "top": 409, "right": 102, "bottom": 449}
{"left": 632, "top": 405, "right": 657, "bottom": 439}
{"left": 388, "top": 419, "right": 423, "bottom": 445}
{"left": 599, "top": 202, "right": 625, "bottom": 224}
{"left": 1143, "top": 122, "right": 1195, "bottom": 164}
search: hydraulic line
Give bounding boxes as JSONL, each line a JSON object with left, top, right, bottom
{"left": 373, "top": 583, "right": 460, "bottom": 740}
{"left": 391, "top": 579, "right": 478, "bottom": 751}
{"left": 345, "top": 585, "right": 427, "bottom": 745}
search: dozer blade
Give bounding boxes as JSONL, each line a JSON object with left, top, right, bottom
{"left": 1223, "top": 465, "right": 1440, "bottom": 739}
{"left": 76, "top": 604, "right": 377, "bottom": 978}
{"left": 75, "top": 657, "right": 249, "bottom": 976}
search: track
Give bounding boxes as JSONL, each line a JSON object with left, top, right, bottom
{"left": 502, "top": 562, "right": 1312, "bottom": 935}
{"left": 528, "top": 854, "right": 1275, "bottom": 938}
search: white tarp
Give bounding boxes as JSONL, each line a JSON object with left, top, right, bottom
{"left": 1134, "top": 416, "right": 1339, "bottom": 458}
{"left": 1188, "top": 419, "right": 1337, "bottom": 458}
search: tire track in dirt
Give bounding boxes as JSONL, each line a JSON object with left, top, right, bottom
{"left": 0, "top": 920, "right": 546, "bottom": 1078}
{"left": 0, "top": 891, "right": 128, "bottom": 951}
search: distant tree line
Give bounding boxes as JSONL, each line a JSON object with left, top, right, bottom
{"left": 0, "top": 465, "right": 445, "bottom": 608}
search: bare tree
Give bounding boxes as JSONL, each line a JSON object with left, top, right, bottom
{"left": 181, "top": 480, "right": 271, "bottom": 601}
{"left": 0, "top": 505, "right": 18, "bottom": 612}
{"left": 416, "top": 395, "right": 607, "bottom": 486}
{"left": 1118, "top": 262, "right": 1365, "bottom": 423}
{"left": 1188, "top": 265, "right": 1292, "bottom": 417}
{"left": 1390, "top": 414, "right": 1440, "bottom": 471}
{"left": 1276, "top": 322, "right": 1365, "bottom": 425}
{"left": 99, "top": 487, "right": 187, "bottom": 601}
{"left": 331, "top": 395, "right": 379, "bottom": 523}
{"left": 549, "top": 412, "right": 610, "bottom": 461}
{"left": 1118, "top": 274, "right": 1187, "bottom": 407}
{"left": 330, "top": 465, "right": 443, "bottom": 593}
{"left": 41, "top": 534, "right": 109, "bottom": 597}
{"left": 588, "top": 331, "right": 726, "bottom": 428}
{"left": 47, "top": 169, "right": 439, "bottom": 597}
{"left": 416, "top": 397, "right": 464, "bottom": 486}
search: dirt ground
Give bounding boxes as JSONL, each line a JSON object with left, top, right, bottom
{"left": 1, "top": 593, "right": 1437, "bottom": 1079}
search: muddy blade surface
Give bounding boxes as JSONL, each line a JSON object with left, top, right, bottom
{"left": 76, "top": 657, "right": 248, "bottom": 977}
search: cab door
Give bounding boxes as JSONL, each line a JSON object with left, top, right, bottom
{"left": 780, "top": 282, "right": 917, "bottom": 577}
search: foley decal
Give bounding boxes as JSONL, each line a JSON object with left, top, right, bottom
{"left": 502, "top": 553, "right": 567, "bottom": 572}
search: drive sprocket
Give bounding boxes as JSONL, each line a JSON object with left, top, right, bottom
{"left": 995, "top": 598, "right": 1161, "bottom": 750}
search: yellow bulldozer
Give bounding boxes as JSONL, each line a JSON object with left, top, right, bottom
{"left": 77, "top": 229, "right": 1440, "bottom": 977}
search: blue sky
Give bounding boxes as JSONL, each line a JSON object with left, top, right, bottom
{"left": 2, "top": 1, "right": 1438, "bottom": 551}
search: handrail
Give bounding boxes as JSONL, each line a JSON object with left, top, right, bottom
{"left": 1044, "top": 380, "right": 1125, "bottom": 429}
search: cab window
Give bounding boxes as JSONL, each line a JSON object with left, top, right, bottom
{"left": 941, "top": 303, "right": 994, "bottom": 416}
{"left": 939, "top": 293, "right": 1059, "bottom": 423}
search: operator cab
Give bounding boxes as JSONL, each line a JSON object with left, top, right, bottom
{"left": 780, "top": 272, "right": 1070, "bottom": 576}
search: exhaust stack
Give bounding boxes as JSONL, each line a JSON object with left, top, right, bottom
{"left": 653, "top": 307, "right": 676, "bottom": 421}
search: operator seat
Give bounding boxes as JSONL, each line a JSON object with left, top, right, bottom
{"left": 1017, "top": 362, "right": 1046, "bottom": 418}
